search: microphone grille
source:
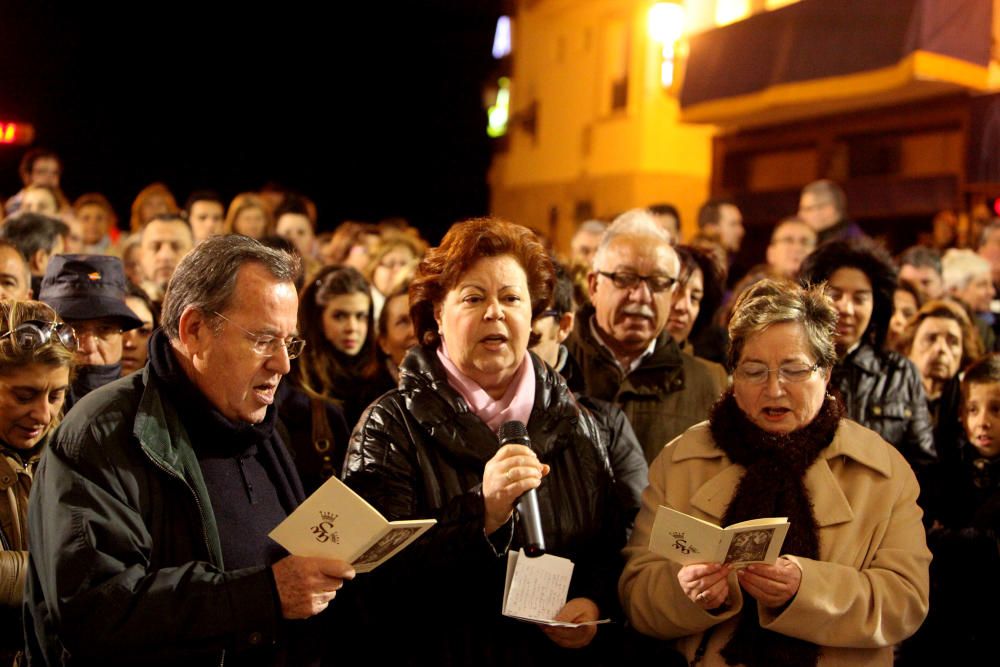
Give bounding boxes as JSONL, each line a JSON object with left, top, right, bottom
{"left": 498, "top": 420, "right": 528, "bottom": 441}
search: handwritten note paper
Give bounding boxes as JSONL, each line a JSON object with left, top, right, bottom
{"left": 502, "top": 549, "right": 574, "bottom": 622}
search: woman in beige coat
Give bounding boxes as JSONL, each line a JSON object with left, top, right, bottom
{"left": 620, "top": 280, "right": 930, "bottom": 667}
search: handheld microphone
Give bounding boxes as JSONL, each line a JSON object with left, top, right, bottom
{"left": 498, "top": 420, "right": 546, "bottom": 558}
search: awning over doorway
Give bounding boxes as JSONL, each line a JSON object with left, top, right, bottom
{"left": 679, "top": 0, "right": 992, "bottom": 127}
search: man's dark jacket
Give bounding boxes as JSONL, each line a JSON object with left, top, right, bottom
{"left": 23, "top": 365, "right": 301, "bottom": 666}
{"left": 566, "top": 306, "right": 727, "bottom": 463}
{"left": 341, "top": 346, "right": 630, "bottom": 666}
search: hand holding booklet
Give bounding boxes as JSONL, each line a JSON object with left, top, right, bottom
{"left": 269, "top": 476, "right": 435, "bottom": 573}
{"left": 649, "top": 506, "right": 789, "bottom": 567}
{"left": 501, "top": 549, "right": 610, "bottom": 627}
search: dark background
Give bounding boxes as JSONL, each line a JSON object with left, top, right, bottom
{"left": 0, "top": 0, "right": 503, "bottom": 243}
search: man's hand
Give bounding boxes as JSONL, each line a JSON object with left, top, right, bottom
{"left": 272, "top": 555, "right": 356, "bottom": 619}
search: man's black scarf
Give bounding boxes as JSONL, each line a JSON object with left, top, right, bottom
{"left": 709, "top": 390, "right": 844, "bottom": 667}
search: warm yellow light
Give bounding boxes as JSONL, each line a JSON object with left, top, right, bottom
{"left": 715, "top": 0, "right": 750, "bottom": 26}
{"left": 648, "top": 2, "right": 685, "bottom": 45}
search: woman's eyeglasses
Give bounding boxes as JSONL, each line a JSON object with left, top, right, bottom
{"left": 0, "top": 320, "right": 78, "bottom": 352}
{"left": 734, "top": 362, "right": 820, "bottom": 384}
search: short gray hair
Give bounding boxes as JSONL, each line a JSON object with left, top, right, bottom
{"left": 592, "top": 209, "right": 672, "bottom": 269}
{"left": 942, "top": 248, "right": 990, "bottom": 291}
{"left": 161, "top": 235, "right": 300, "bottom": 340}
{"left": 575, "top": 219, "right": 607, "bottom": 236}
{"left": 801, "top": 179, "right": 846, "bottom": 217}
{"left": 727, "top": 279, "right": 838, "bottom": 372}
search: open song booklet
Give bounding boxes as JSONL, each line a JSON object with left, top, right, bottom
{"left": 649, "top": 506, "right": 789, "bottom": 567}
{"left": 501, "top": 549, "right": 611, "bottom": 627}
{"left": 269, "top": 476, "right": 436, "bottom": 573}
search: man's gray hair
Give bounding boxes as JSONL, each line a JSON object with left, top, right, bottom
{"left": 978, "top": 218, "right": 1000, "bottom": 250}
{"left": 161, "top": 235, "right": 300, "bottom": 340}
{"left": 801, "top": 179, "right": 846, "bottom": 217}
{"left": 592, "top": 208, "right": 671, "bottom": 269}
{"left": 727, "top": 278, "right": 838, "bottom": 372}
{"left": 942, "top": 248, "right": 991, "bottom": 292}
{"left": 576, "top": 219, "right": 607, "bottom": 236}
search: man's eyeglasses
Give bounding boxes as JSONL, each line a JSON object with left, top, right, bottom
{"left": 597, "top": 271, "right": 677, "bottom": 293}
{"left": 212, "top": 311, "right": 306, "bottom": 360}
{"left": 0, "top": 320, "right": 78, "bottom": 352}
{"left": 734, "top": 362, "right": 821, "bottom": 385}
{"left": 72, "top": 321, "right": 122, "bottom": 341}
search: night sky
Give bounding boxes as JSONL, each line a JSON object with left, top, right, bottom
{"left": 0, "top": 1, "right": 503, "bottom": 243}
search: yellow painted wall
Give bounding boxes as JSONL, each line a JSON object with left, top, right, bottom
{"left": 491, "top": 0, "right": 719, "bottom": 251}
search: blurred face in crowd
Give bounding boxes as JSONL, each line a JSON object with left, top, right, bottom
{"left": 907, "top": 316, "right": 962, "bottom": 395}
{"left": 62, "top": 215, "right": 83, "bottom": 254}
{"left": 140, "top": 219, "right": 194, "bottom": 290}
{"left": 140, "top": 194, "right": 171, "bottom": 224}
{"left": 530, "top": 306, "right": 574, "bottom": 369}
{"left": 343, "top": 233, "right": 380, "bottom": 273}
{"left": 715, "top": 204, "right": 744, "bottom": 254}
{"left": 372, "top": 245, "right": 414, "bottom": 296}
{"left": 0, "top": 246, "right": 30, "bottom": 301}
{"left": 964, "top": 382, "right": 1000, "bottom": 459}
{"left": 77, "top": 203, "right": 111, "bottom": 245}
{"left": 955, "top": 271, "right": 995, "bottom": 314}
{"left": 0, "top": 362, "right": 69, "bottom": 449}
{"left": 766, "top": 221, "right": 816, "bottom": 277}
{"left": 827, "top": 267, "right": 873, "bottom": 354}
{"left": 276, "top": 213, "right": 315, "bottom": 259}
{"left": 898, "top": 263, "right": 944, "bottom": 301}
{"left": 121, "top": 297, "right": 155, "bottom": 376}
{"left": 22, "top": 188, "right": 59, "bottom": 216}
{"left": 378, "top": 292, "right": 417, "bottom": 367}
{"left": 798, "top": 192, "right": 839, "bottom": 232}
{"left": 650, "top": 214, "right": 678, "bottom": 245}
{"left": 733, "top": 322, "right": 829, "bottom": 434}
{"left": 588, "top": 236, "right": 679, "bottom": 360}
{"left": 70, "top": 317, "right": 123, "bottom": 366}
{"left": 28, "top": 235, "right": 64, "bottom": 278}
{"left": 29, "top": 157, "right": 61, "bottom": 188}
{"left": 323, "top": 292, "right": 370, "bottom": 357}
{"left": 187, "top": 264, "right": 298, "bottom": 423}
{"left": 667, "top": 266, "right": 703, "bottom": 345}
{"left": 979, "top": 227, "right": 1000, "bottom": 284}
{"left": 233, "top": 206, "right": 268, "bottom": 240}
{"left": 889, "top": 289, "right": 918, "bottom": 345}
{"left": 570, "top": 228, "right": 603, "bottom": 267}
{"left": 188, "top": 200, "right": 225, "bottom": 244}
{"left": 122, "top": 243, "right": 143, "bottom": 287}
{"left": 436, "top": 255, "right": 532, "bottom": 399}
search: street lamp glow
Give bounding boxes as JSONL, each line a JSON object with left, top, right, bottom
{"left": 648, "top": 2, "right": 685, "bottom": 45}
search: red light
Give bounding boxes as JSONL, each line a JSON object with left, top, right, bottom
{"left": 993, "top": 198, "right": 1000, "bottom": 217}
{"left": 0, "top": 122, "right": 35, "bottom": 146}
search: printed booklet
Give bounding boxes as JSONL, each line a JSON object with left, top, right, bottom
{"left": 270, "top": 476, "right": 436, "bottom": 573}
{"left": 649, "top": 506, "right": 789, "bottom": 567}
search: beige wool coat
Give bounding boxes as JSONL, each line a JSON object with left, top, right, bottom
{"left": 620, "top": 419, "right": 931, "bottom": 666}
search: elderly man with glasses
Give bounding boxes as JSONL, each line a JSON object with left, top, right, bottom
{"left": 566, "top": 209, "right": 727, "bottom": 463}
{"left": 37, "top": 254, "right": 145, "bottom": 412}
{"left": 26, "top": 236, "right": 355, "bottom": 666}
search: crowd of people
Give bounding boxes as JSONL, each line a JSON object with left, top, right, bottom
{"left": 0, "top": 146, "right": 993, "bottom": 665}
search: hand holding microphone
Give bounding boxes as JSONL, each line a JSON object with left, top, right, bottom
{"left": 482, "top": 421, "right": 549, "bottom": 549}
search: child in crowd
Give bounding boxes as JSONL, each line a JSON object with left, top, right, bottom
{"left": 900, "top": 354, "right": 1000, "bottom": 664}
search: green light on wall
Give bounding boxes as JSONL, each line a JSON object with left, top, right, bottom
{"left": 487, "top": 77, "right": 510, "bottom": 138}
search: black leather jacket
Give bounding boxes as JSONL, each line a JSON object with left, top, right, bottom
{"left": 342, "top": 346, "right": 628, "bottom": 666}
{"left": 832, "top": 344, "right": 937, "bottom": 467}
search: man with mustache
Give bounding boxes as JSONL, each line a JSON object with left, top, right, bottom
{"left": 566, "top": 210, "right": 727, "bottom": 463}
